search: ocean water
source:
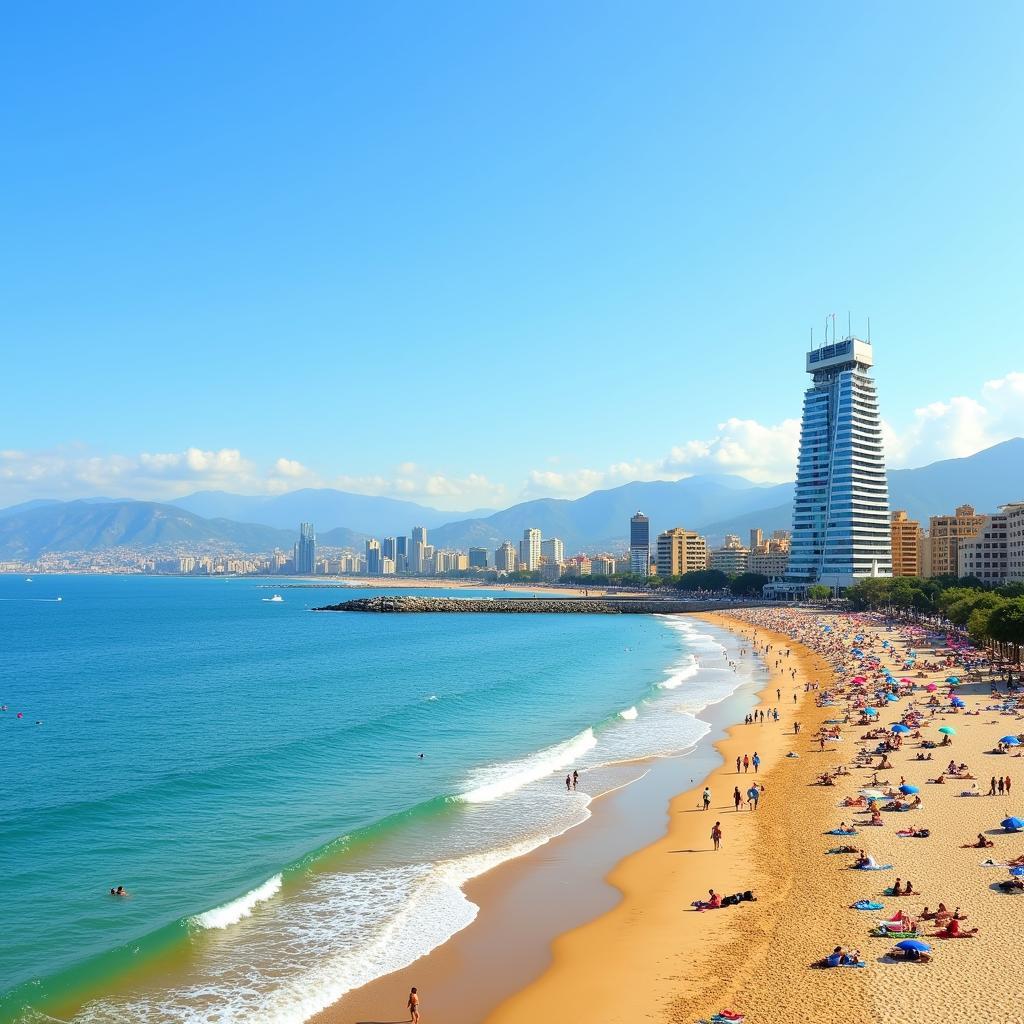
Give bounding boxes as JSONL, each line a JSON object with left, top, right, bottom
{"left": 0, "top": 576, "right": 755, "bottom": 1023}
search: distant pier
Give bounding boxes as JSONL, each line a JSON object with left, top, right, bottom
{"left": 315, "top": 596, "right": 772, "bottom": 614}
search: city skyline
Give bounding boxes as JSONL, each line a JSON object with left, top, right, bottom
{"left": 4, "top": 4, "right": 1024, "bottom": 509}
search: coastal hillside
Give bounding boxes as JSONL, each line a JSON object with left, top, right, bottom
{"left": 0, "top": 501, "right": 365, "bottom": 559}
{"left": 171, "top": 488, "right": 494, "bottom": 535}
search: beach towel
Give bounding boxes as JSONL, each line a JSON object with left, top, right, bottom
{"left": 852, "top": 864, "right": 893, "bottom": 870}
{"left": 851, "top": 900, "right": 884, "bottom": 910}
{"left": 826, "top": 828, "right": 858, "bottom": 835}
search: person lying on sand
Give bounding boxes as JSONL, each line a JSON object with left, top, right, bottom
{"left": 814, "top": 946, "right": 864, "bottom": 968}
{"left": 962, "top": 834, "right": 994, "bottom": 848}
{"left": 887, "top": 946, "right": 931, "bottom": 963}
{"left": 932, "top": 918, "right": 978, "bottom": 938}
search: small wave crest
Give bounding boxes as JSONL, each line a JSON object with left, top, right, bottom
{"left": 618, "top": 705, "right": 638, "bottom": 720}
{"left": 658, "top": 657, "right": 699, "bottom": 690}
{"left": 189, "top": 874, "right": 282, "bottom": 930}
{"left": 457, "top": 728, "right": 597, "bottom": 804}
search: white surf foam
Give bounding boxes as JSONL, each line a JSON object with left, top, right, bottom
{"left": 188, "top": 874, "right": 282, "bottom": 930}
{"left": 457, "top": 728, "right": 597, "bottom": 804}
{"left": 658, "top": 656, "right": 699, "bottom": 689}
{"left": 618, "top": 705, "right": 638, "bottom": 720}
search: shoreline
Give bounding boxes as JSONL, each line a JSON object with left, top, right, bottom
{"left": 308, "top": 612, "right": 813, "bottom": 1024}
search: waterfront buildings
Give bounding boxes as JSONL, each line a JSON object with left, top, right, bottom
{"left": 468, "top": 547, "right": 489, "bottom": 569}
{"left": 294, "top": 522, "right": 316, "bottom": 575}
{"left": 958, "top": 511, "right": 1009, "bottom": 584}
{"left": 890, "top": 511, "right": 924, "bottom": 577}
{"left": 783, "top": 334, "right": 891, "bottom": 592}
{"left": 709, "top": 534, "right": 749, "bottom": 575}
{"left": 1006, "top": 502, "right": 1024, "bottom": 582}
{"left": 656, "top": 527, "right": 709, "bottom": 576}
{"left": 749, "top": 530, "right": 791, "bottom": 580}
{"left": 495, "top": 541, "right": 517, "bottom": 572}
{"left": 365, "top": 538, "right": 383, "bottom": 575}
{"left": 519, "top": 528, "right": 542, "bottom": 571}
{"left": 927, "top": 504, "right": 987, "bottom": 578}
{"left": 630, "top": 512, "right": 650, "bottom": 575}
{"left": 541, "top": 537, "right": 564, "bottom": 564}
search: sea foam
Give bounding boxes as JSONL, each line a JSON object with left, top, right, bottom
{"left": 188, "top": 874, "right": 282, "bottom": 930}
{"left": 457, "top": 728, "right": 597, "bottom": 803}
{"left": 618, "top": 705, "right": 639, "bottom": 720}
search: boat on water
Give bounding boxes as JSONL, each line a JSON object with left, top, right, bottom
{"left": 263, "top": 594, "right": 284, "bottom": 603}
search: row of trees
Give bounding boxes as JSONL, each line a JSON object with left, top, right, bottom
{"left": 498, "top": 567, "right": 771, "bottom": 597}
{"left": 844, "top": 576, "right": 1024, "bottom": 660}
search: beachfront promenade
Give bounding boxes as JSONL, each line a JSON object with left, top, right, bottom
{"left": 316, "top": 596, "right": 778, "bottom": 614}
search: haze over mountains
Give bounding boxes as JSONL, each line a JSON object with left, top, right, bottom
{"left": 1, "top": 439, "right": 1021, "bottom": 560}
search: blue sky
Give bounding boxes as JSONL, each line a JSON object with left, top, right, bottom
{"left": 3, "top": 2, "right": 1023, "bottom": 509}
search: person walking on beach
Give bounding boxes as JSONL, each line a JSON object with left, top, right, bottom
{"left": 743, "top": 754, "right": 750, "bottom": 773}
{"left": 565, "top": 774, "right": 571, "bottom": 792}
{"left": 990, "top": 776, "right": 997, "bottom": 796}
{"left": 711, "top": 821, "right": 722, "bottom": 850}
{"left": 408, "top": 986, "right": 420, "bottom": 1023}
{"left": 736, "top": 755, "right": 741, "bottom": 774}
{"left": 703, "top": 786, "right": 712, "bottom": 810}
{"left": 999, "top": 777, "right": 1005, "bottom": 795}
{"left": 747, "top": 785, "right": 760, "bottom": 810}
{"left": 1006, "top": 775, "right": 1012, "bottom": 795}
{"left": 752, "top": 751, "right": 761, "bottom": 773}
{"left": 733, "top": 785, "right": 742, "bottom": 811}
{"left": 572, "top": 769, "right": 579, "bottom": 790}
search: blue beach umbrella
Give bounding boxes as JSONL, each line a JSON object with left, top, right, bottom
{"left": 1001, "top": 817, "right": 1024, "bottom": 832}
{"left": 899, "top": 784, "right": 919, "bottom": 794}
{"left": 896, "top": 939, "right": 931, "bottom": 952}
{"left": 864, "top": 707, "right": 878, "bottom": 716}
{"left": 946, "top": 676, "right": 960, "bottom": 683}
{"left": 951, "top": 698, "right": 965, "bottom": 708}
{"left": 891, "top": 724, "right": 910, "bottom": 734}
{"left": 1010, "top": 867, "right": 1024, "bottom": 877}
{"left": 1000, "top": 736, "right": 1021, "bottom": 746}
{"left": 938, "top": 726, "right": 956, "bottom": 735}
{"left": 886, "top": 693, "right": 900, "bottom": 702}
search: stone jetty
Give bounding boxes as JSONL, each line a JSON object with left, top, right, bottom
{"left": 315, "top": 596, "right": 766, "bottom": 614}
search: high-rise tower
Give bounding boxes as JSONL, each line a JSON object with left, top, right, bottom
{"left": 295, "top": 522, "right": 316, "bottom": 575}
{"left": 629, "top": 512, "right": 650, "bottom": 576}
{"left": 785, "top": 334, "right": 891, "bottom": 592}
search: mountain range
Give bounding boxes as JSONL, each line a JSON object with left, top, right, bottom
{"left": 1, "top": 438, "right": 1021, "bottom": 559}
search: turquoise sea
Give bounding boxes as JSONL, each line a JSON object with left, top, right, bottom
{"left": 0, "top": 575, "right": 756, "bottom": 1023}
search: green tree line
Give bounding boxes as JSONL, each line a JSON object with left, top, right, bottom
{"left": 845, "top": 576, "right": 1024, "bottom": 659}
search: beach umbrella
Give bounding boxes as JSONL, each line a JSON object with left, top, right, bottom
{"left": 864, "top": 707, "right": 878, "bottom": 715}
{"left": 891, "top": 724, "right": 910, "bottom": 734}
{"left": 899, "top": 784, "right": 919, "bottom": 794}
{"left": 938, "top": 726, "right": 956, "bottom": 735}
{"left": 946, "top": 676, "right": 960, "bottom": 683}
{"left": 1000, "top": 736, "right": 1021, "bottom": 746}
{"left": 1009, "top": 866, "right": 1024, "bottom": 877}
{"left": 951, "top": 698, "right": 965, "bottom": 707}
{"left": 886, "top": 693, "right": 900, "bottom": 702}
{"left": 896, "top": 939, "right": 931, "bottom": 952}
{"left": 925, "top": 683, "right": 937, "bottom": 692}
{"left": 1001, "top": 817, "right": 1024, "bottom": 832}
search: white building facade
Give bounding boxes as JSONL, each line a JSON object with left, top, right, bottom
{"left": 783, "top": 336, "right": 892, "bottom": 592}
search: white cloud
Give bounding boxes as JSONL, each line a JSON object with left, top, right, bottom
{"left": 885, "top": 371, "right": 1024, "bottom": 468}
{"left": 522, "top": 418, "right": 800, "bottom": 499}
